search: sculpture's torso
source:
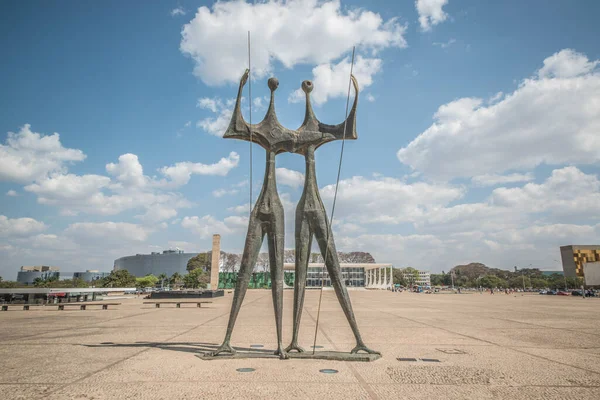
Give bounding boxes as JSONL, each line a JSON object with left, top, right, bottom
{"left": 298, "top": 145, "right": 324, "bottom": 214}
{"left": 254, "top": 150, "right": 283, "bottom": 221}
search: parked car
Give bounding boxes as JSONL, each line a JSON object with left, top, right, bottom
{"left": 571, "top": 290, "right": 583, "bottom": 296}
{"left": 556, "top": 291, "right": 570, "bottom": 296}
{"left": 546, "top": 290, "right": 557, "bottom": 295}
{"left": 539, "top": 290, "right": 547, "bottom": 295}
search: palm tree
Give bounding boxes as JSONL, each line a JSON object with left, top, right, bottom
{"left": 157, "top": 273, "right": 168, "bottom": 289}
{"left": 170, "top": 272, "right": 182, "bottom": 289}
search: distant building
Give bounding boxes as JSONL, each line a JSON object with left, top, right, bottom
{"left": 401, "top": 269, "right": 431, "bottom": 287}
{"left": 215, "top": 263, "right": 393, "bottom": 290}
{"left": 73, "top": 270, "right": 111, "bottom": 282}
{"left": 560, "top": 245, "right": 600, "bottom": 278}
{"left": 282, "top": 263, "right": 392, "bottom": 288}
{"left": 17, "top": 266, "right": 60, "bottom": 285}
{"left": 114, "top": 249, "right": 198, "bottom": 277}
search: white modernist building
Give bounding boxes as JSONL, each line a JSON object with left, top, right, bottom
{"left": 399, "top": 269, "right": 431, "bottom": 287}
{"left": 364, "top": 264, "right": 394, "bottom": 290}
{"left": 283, "top": 263, "right": 393, "bottom": 290}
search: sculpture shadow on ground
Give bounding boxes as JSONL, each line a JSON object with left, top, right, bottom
{"left": 82, "top": 341, "right": 381, "bottom": 361}
{"left": 83, "top": 341, "right": 273, "bottom": 355}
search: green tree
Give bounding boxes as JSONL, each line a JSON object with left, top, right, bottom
{"left": 0, "top": 280, "right": 22, "bottom": 288}
{"left": 479, "top": 275, "right": 507, "bottom": 289}
{"left": 402, "top": 267, "right": 420, "bottom": 287}
{"left": 136, "top": 274, "right": 159, "bottom": 288}
{"left": 170, "top": 272, "right": 183, "bottom": 288}
{"left": 430, "top": 274, "right": 445, "bottom": 286}
{"left": 530, "top": 277, "right": 549, "bottom": 289}
{"left": 157, "top": 273, "right": 168, "bottom": 288}
{"left": 45, "top": 278, "right": 89, "bottom": 288}
{"left": 393, "top": 269, "right": 407, "bottom": 286}
{"left": 183, "top": 268, "right": 209, "bottom": 289}
{"left": 187, "top": 253, "right": 211, "bottom": 272}
{"left": 33, "top": 277, "right": 48, "bottom": 287}
{"left": 101, "top": 270, "right": 136, "bottom": 288}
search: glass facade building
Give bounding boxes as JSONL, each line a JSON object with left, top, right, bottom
{"left": 216, "top": 264, "right": 388, "bottom": 289}
{"left": 305, "top": 266, "right": 365, "bottom": 288}
{"left": 73, "top": 270, "right": 111, "bottom": 282}
{"left": 114, "top": 249, "right": 198, "bottom": 277}
{"left": 16, "top": 266, "right": 61, "bottom": 285}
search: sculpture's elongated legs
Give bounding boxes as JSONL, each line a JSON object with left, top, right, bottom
{"left": 210, "top": 217, "right": 264, "bottom": 356}
{"left": 285, "top": 213, "right": 312, "bottom": 353}
{"left": 311, "top": 212, "right": 380, "bottom": 355}
{"left": 267, "top": 210, "right": 288, "bottom": 359}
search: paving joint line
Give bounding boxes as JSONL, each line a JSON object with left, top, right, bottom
{"left": 363, "top": 304, "right": 600, "bottom": 377}
{"left": 0, "top": 309, "right": 159, "bottom": 343}
{"left": 304, "top": 298, "right": 380, "bottom": 400}
{"left": 35, "top": 293, "right": 270, "bottom": 399}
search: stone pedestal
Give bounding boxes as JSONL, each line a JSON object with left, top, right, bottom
{"left": 209, "top": 234, "right": 221, "bottom": 290}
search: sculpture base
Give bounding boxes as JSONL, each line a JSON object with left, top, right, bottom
{"left": 197, "top": 350, "right": 381, "bottom": 362}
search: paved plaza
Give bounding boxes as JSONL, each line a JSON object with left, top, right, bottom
{"left": 1, "top": 290, "right": 600, "bottom": 399}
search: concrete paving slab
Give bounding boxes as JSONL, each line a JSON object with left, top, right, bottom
{"left": 1, "top": 290, "right": 599, "bottom": 399}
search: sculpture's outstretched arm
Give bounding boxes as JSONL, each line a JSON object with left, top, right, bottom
{"left": 223, "top": 69, "right": 252, "bottom": 141}
{"left": 317, "top": 74, "right": 359, "bottom": 140}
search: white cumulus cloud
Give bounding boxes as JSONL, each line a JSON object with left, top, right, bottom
{"left": 196, "top": 97, "right": 236, "bottom": 136}
{"left": 181, "top": 215, "right": 235, "bottom": 238}
{"left": 276, "top": 168, "right": 305, "bottom": 188}
{"left": 320, "top": 175, "right": 464, "bottom": 225}
{"left": 0, "top": 124, "right": 85, "bottom": 183}
{"left": 65, "top": 222, "right": 151, "bottom": 243}
{"left": 397, "top": 49, "right": 600, "bottom": 180}
{"left": 472, "top": 173, "right": 534, "bottom": 187}
{"left": 170, "top": 7, "right": 186, "bottom": 16}
{"left": 415, "top": 0, "right": 449, "bottom": 31}
{"left": 0, "top": 215, "right": 48, "bottom": 237}
{"left": 159, "top": 151, "right": 240, "bottom": 186}
{"left": 289, "top": 56, "right": 383, "bottom": 105}
{"left": 180, "top": 0, "right": 406, "bottom": 86}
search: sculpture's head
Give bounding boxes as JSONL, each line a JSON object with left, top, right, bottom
{"left": 302, "top": 80, "right": 313, "bottom": 94}
{"left": 268, "top": 77, "right": 279, "bottom": 91}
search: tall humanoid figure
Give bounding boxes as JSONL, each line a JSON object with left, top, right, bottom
{"left": 285, "top": 77, "right": 380, "bottom": 355}
{"left": 211, "top": 70, "right": 292, "bottom": 359}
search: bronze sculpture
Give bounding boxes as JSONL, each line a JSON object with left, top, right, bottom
{"left": 210, "top": 69, "right": 379, "bottom": 360}
{"left": 210, "top": 70, "right": 289, "bottom": 359}
{"left": 285, "top": 78, "right": 379, "bottom": 355}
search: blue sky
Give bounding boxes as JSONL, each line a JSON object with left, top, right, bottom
{"left": 1, "top": 0, "right": 600, "bottom": 279}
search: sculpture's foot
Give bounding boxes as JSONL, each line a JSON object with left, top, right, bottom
{"left": 209, "top": 342, "right": 236, "bottom": 357}
{"left": 275, "top": 345, "right": 290, "bottom": 360}
{"left": 351, "top": 344, "right": 381, "bottom": 355}
{"left": 285, "top": 342, "right": 305, "bottom": 353}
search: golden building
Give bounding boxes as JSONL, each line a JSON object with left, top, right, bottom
{"left": 560, "top": 245, "right": 600, "bottom": 277}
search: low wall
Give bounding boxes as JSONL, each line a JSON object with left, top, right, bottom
{"left": 149, "top": 290, "right": 224, "bottom": 299}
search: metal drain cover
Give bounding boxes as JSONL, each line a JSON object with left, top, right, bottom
{"left": 421, "top": 358, "right": 441, "bottom": 362}
{"left": 319, "top": 369, "right": 338, "bottom": 374}
{"left": 250, "top": 344, "right": 264, "bottom": 348}
{"left": 311, "top": 345, "right": 324, "bottom": 349}
{"left": 397, "top": 358, "right": 418, "bottom": 362}
{"left": 236, "top": 368, "right": 255, "bottom": 372}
